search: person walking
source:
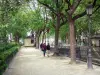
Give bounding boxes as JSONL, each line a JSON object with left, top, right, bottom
{"left": 40, "top": 43, "right": 43, "bottom": 51}
{"left": 46, "top": 43, "right": 50, "bottom": 57}
{"left": 42, "top": 43, "right": 47, "bottom": 57}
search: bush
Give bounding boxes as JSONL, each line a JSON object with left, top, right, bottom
{"left": 0, "top": 44, "right": 20, "bottom": 75}
{"left": 0, "top": 43, "right": 18, "bottom": 52}
{"left": 0, "top": 63, "right": 7, "bottom": 74}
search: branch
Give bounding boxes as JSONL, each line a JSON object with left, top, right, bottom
{"left": 60, "top": 18, "right": 68, "bottom": 27}
{"left": 92, "top": 0, "right": 97, "bottom": 8}
{"left": 59, "top": 13, "right": 68, "bottom": 27}
{"left": 65, "top": 0, "right": 82, "bottom": 14}
{"left": 65, "top": 0, "right": 71, "bottom": 6}
{"left": 71, "top": 0, "right": 82, "bottom": 14}
{"left": 65, "top": 0, "right": 71, "bottom": 10}
{"left": 73, "top": 11, "right": 86, "bottom": 20}
{"left": 37, "top": 0, "right": 57, "bottom": 15}
{"left": 93, "top": 5, "right": 100, "bottom": 14}
{"left": 73, "top": 0, "right": 98, "bottom": 20}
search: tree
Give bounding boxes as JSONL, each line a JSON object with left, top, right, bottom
{"left": 64, "top": 0, "right": 100, "bottom": 63}
{"left": 37, "top": 0, "right": 67, "bottom": 55}
{"left": 8, "top": 10, "right": 29, "bottom": 43}
{"left": 0, "top": 0, "right": 30, "bottom": 44}
{"left": 27, "top": 7, "right": 45, "bottom": 48}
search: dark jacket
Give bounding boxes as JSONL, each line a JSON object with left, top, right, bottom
{"left": 40, "top": 43, "right": 43, "bottom": 49}
{"left": 46, "top": 45, "right": 50, "bottom": 50}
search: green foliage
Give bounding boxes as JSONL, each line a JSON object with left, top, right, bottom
{"left": 0, "top": 0, "right": 100, "bottom": 45}
{"left": 0, "top": 0, "right": 29, "bottom": 44}
{"left": 59, "top": 24, "right": 69, "bottom": 41}
{"left": 75, "top": 16, "right": 88, "bottom": 35}
{"left": 0, "top": 24, "right": 8, "bottom": 43}
{"left": 75, "top": 8, "right": 100, "bottom": 36}
{"left": 0, "top": 43, "right": 18, "bottom": 52}
{"left": 28, "top": 9, "right": 44, "bottom": 31}
{"left": 92, "top": 9, "right": 100, "bottom": 33}
{"left": 0, "top": 43, "right": 20, "bottom": 74}
{"left": 0, "top": 46, "right": 18, "bottom": 61}
{"left": 8, "top": 10, "right": 29, "bottom": 38}
{"left": 0, "top": 63, "right": 7, "bottom": 75}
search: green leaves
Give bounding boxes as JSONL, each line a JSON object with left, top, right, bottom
{"left": 59, "top": 24, "right": 69, "bottom": 41}
{"left": 8, "top": 11, "right": 29, "bottom": 38}
{"left": 0, "top": 43, "right": 19, "bottom": 74}
{"left": 27, "top": 9, "right": 44, "bottom": 30}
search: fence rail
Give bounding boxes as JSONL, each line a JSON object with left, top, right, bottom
{"left": 51, "top": 46, "right": 100, "bottom": 65}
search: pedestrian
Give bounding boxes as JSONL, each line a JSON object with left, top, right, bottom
{"left": 42, "top": 43, "right": 47, "bottom": 57}
{"left": 46, "top": 43, "right": 50, "bottom": 57}
{"left": 40, "top": 43, "right": 43, "bottom": 51}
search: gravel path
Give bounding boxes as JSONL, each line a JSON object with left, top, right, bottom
{"left": 3, "top": 47, "right": 100, "bottom": 75}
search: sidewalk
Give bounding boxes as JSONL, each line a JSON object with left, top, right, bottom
{"left": 3, "top": 47, "right": 100, "bottom": 75}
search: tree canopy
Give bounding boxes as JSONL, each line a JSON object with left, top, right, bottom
{"left": 0, "top": 0, "right": 100, "bottom": 64}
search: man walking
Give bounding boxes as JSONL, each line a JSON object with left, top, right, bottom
{"left": 46, "top": 43, "right": 50, "bottom": 57}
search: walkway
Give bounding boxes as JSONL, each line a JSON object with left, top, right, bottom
{"left": 3, "top": 47, "right": 100, "bottom": 75}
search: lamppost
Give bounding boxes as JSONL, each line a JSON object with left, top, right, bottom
{"left": 86, "top": 3, "right": 93, "bottom": 69}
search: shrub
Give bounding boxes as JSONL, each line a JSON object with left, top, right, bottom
{"left": 0, "top": 43, "right": 18, "bottom": 52}
{"left": 0, "top": 44, "right": 20, "bottom": 75}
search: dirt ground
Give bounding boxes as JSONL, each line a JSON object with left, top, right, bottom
{"left": 3, "top": 47, "right": 100, "bottom": 75}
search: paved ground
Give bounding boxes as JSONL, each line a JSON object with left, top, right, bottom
{"left": 3, "top": 47, "right": 100, "bottom": 75}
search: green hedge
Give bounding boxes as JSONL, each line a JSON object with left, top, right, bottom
{"left": 0, "top": 63, "right": 7, "bottom": 75}
{"left": 0, "top": 44, "right": 20, "bottom": 75}
{"left": 0, "top": 43, "right": 18, "bottom": 52}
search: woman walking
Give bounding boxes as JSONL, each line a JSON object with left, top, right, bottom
{"left": 42, "top": 43, "right": 47, "bottom": 57}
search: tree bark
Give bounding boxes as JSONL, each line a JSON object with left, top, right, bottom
{"left": 53, "top": 13, "right": 60, "bottom": 56}
{"left": 36, "top": 30, "right": 41, "bottom": 49}
{"left": 34, "top": 37, "right": 36, "bottom": 47}
{"left": 54, "top": 27, "right": 59, "bottom": 53}
{"left": 36, "top": 34, "right": 40, "bottom": 49}
{"left": 14, "top": 35, "right": 19, "bottom": 43}
{"left": 42, "top": 31, "right": 45, "bottom": 43}
{"left": 68, "top": 15, "right": 76, "bottom": 63}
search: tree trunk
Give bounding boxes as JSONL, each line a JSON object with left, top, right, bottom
{"left": 53, "top": 13, "right": 60, "bottom": 56}
{"left": 33, "top": 32, "right": 36, "bottom": 47}
{"left": 44, "top": 33, "right": 46, "bottom": 43}
{"left": 31, "top": 30, "right": 34, "bottom": 43}
{"left": 54, "top": 27, "right": 59, "bottom": 52}
{"left": 42, "top": 31, "right": 45, "bottom": 43}
{"left": 34, "top": 37, "right": 36, "bottom": 47}
{"left": 36, "top": 33, "right": 40, "bottom": 49}
{"left": 14, "top": 34, "right": 19, "bottom": 43}
{"left": 68, "top": 15, "right": 76, "bottom": 63}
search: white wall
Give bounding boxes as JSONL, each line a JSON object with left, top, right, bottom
{"left": 24, "top": 38, "right": 34, "bottom": 46}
